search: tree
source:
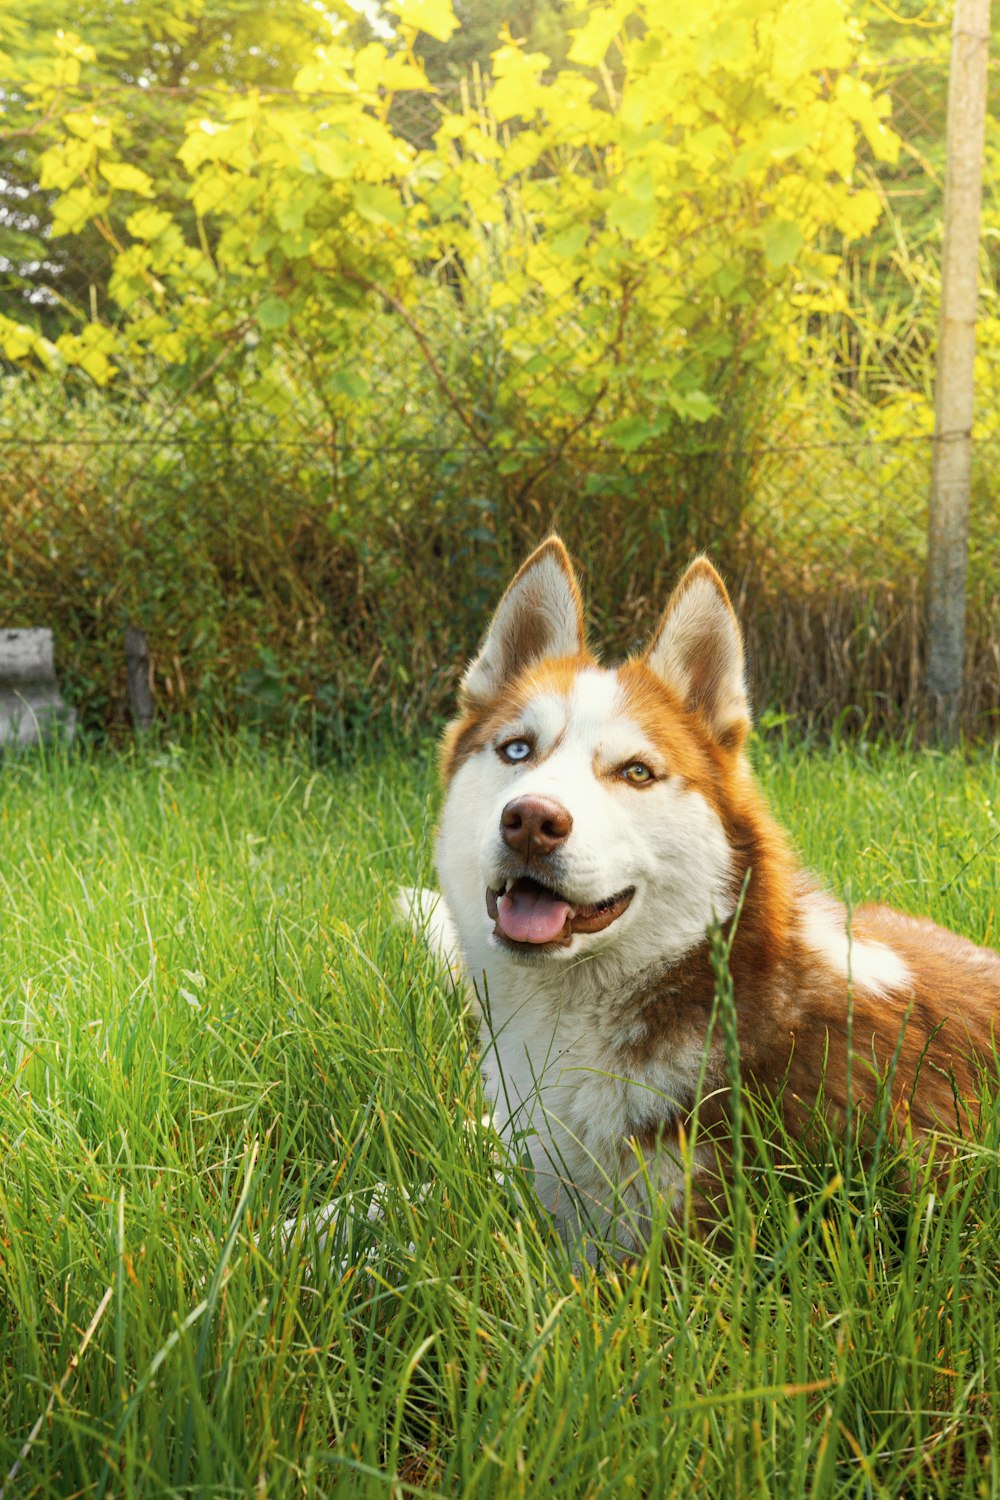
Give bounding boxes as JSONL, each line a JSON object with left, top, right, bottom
{"left": 0, "top": 0, "right": 362, "bottom": 336}
{"left": 2, "top": 0, "right": 898, "bottom": 454}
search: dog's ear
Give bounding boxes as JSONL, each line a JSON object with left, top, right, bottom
{"left": 642, "top": 558, "right": 750, "bottom": 746}
{"left": 462, "top": 537, "right": 585, "bottom": 704}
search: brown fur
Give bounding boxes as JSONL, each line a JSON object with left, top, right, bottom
{"left": 609, "top": 655, "right": 1000, "bottom": 1163}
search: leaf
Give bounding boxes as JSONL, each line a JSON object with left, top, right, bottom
{"left": 354, "top": 43, "right": 430, "bottom": 94}
{"left": 387, "top": 0, "right": 458, "bottom": 42}
{"left": 526, "top": 243, "right": 575, "bottom": 296}
{"left": 50, "top": 186, "right": 109, "bottom": 236}
{"left": 190, "top": 168, "right": 236, "bottom": 218}
{"left": 53, "top": 30, "right": 95, "bottom": 62}
{"left": 256, "top": 297, "right": 291, "bottom": 330}
{"left": 328, "top": 371, "right": 370, "bottom": 398}
{"left": 150, "top": 329, "right": 187, "bottom": 363}
{"left": 550, "top": 225, "right": 589, "bottom": 258}
{"left": 604, "top": 414, "right": 657, "bottom": 451}
{"left": 312, "top": 137, "right": 360, "bottom": 180}
{"left": 126, "top": 207, "right": 174, "bottom": 241}
{"left": 568, "top": 4, "right": 628, "bottom": 67}
{"left": 56, "top": 326, "right": 118, "bottom": 385}
{"left": 488, "top": 44, "right": 549, "bottom": 123}
{"left": 835, "top": 75, "right": 900, "bottom": 166}
{"left": 38, "top": 138, "right": 95, "bottom": 191}
{"left": 832, "top": 187, "right": 882, "bottom": 242}
{"left": 63, "top": 111, "right": 113, "bottom": 149}
{"left": 108, "top": 243, "right": 154, "bottom": 309}
{"left": 178, "top": 119, "right": 254, "bottom": 173}
{"left": 351, "top": 182, "right": 404, "bottom": 226}
{"left": 687, "top": 124, "right": 730, "bottom": 161}
{"left": 772, "top": 0, "right": 850, "bottom": 81}
{"left": 762, "top": 218, "right": 804, "bottom": 268}
{"left": 0, "top": 318, "right": 40, "bottom": 361}
{"left": 294, "top": 46, "right": 356, "bottom": 95}
{"left": 606, "top": 192, "right": 655, "bottom": 240}
{"left": 669, "top": 390, "right": 718, "bottom": 422}
{"left": 99, "top": 161, "right": 155, "bottom": 197}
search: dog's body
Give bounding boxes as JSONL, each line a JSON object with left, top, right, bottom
{"left": 425, "top": 539, "right": 1000, "bottom": 1245}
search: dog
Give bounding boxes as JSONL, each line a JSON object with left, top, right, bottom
{"left": 411, "top": 536, "right": 1000, "bottom": 1249}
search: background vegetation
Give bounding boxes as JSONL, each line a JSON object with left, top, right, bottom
{"left": 2, "top": 0, "right": 998, "bottom": 740}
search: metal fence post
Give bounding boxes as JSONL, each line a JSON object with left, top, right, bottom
{"left": 925, "top": 0, "right": 991, "bottom": 742}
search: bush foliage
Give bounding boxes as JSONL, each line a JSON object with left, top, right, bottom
{"left": 1, "top": 0, "right": 998, "bottom": 737}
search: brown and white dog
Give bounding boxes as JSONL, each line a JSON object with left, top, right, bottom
{"left": 413, "top": 537, "right": 1000, "bottom": 1247}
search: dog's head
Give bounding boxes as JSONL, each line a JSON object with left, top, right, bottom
{"left": 436, "top": 537, "right": 757, "bottom": 980}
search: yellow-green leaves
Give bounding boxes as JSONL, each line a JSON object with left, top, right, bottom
{"left": 63, "top": 111, "right": 113, "bottom": 149}
{"left": 386, "top": 0, "right": 458, "bottom": 43}
{"left": 50, "top": 185, "right": 109, "bottom": 236}
{"left": 770, "top": 0, "right": 852, "bottom": 81}
{"left": 487, "top": 44, "right": 549, "bottom": 123}
{"left": 178, "top": 118, "right": 256, "bottom": 173}
{"left": 39, "top": 137, "right": 96, "bottom": 191}
{"left": 99, "top": 161, "right": 155, "bottom": 196}
{"left": 55, "top": 324, "right": 119, "bottom": 385}
{"left": 353, "top": 43, "right": 429, "bottom": 96}
{"left": 762, "top": 219, "right": 805, "bottom": 269}
{"left": 567, "top": 1, "right": 630, "bottom": 67}
{"left": 9, "top": 0, "right": 897, "bottom": 431}
{"left": 836, "top": 75, "right": 900, "bottom": 165}
{"left": 126, "top": 206, "right": 175, "bottom": 241}
{"left": 293, "top": 46, "right": 356, "bottom": 95}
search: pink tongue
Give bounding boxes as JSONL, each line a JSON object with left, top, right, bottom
{"left": 496, "top": 886, "right": 573, "bottom": 944}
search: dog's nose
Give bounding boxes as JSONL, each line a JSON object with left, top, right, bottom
{"left": 500, "top": 796, "right": 573, "bottom": 860}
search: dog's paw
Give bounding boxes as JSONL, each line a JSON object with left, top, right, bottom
{"left": 265, "top": 1184, "right": 425, "bottom": 1278}
{"left": 396, "top": 883, "right": 478, "bottom": 1013}
{"left": 396, "top": 884, "right": 465, "bottom": 980}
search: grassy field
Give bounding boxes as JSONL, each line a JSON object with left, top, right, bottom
{"left": 1, "top": 736, "right": 999, "bottom": 1498}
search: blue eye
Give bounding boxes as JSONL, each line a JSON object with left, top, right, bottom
{"left": 500, "top": 739, "right": 532, "bottom": 763}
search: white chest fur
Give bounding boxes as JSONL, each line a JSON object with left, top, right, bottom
{"left": 475, "top": 959, "right": 708, "bottom": 1243}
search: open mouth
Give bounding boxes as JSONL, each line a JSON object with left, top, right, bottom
{"left": 485, "top": 875, "right": 635, "bottom": 949}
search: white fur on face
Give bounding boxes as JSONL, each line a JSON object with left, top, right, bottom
{"left": 798, "top": 890, "right": 912, "bottom": 997}
{"left": 437, "top": 668, "right": 735, "bottom": 986}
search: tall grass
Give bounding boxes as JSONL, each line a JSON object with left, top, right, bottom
{"left": 1, "top": 736, "right": 999, "bottom": 1497}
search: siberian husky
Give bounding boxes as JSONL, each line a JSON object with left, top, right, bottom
{"left": 413, "top": 537, "right": 1000, "bottom": 1248}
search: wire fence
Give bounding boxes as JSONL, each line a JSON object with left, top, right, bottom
{"left": 2, "top": 43, "right": 999, "bottom": 739}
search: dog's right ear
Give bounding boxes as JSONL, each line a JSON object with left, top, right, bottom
{"left": 461, "top": 537, "right": 585, "bottom": 705}
{"left": 642, "top": 556, "right": 750, "bottom": 747}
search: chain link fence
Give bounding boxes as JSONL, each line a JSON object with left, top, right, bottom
{"left": 2, "top": 46, "right": 999, "bottom": 740}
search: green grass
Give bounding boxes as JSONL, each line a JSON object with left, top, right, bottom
{"left": 1, "top": 736, "right": 999, "bottom": 1498}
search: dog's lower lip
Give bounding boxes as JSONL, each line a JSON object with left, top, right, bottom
{"left": 571, "top": 887, "right": 635, "bottom": 933}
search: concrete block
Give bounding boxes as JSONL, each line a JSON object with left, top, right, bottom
{"left": 0, "top": 628, "right": 76, "bottom": 747}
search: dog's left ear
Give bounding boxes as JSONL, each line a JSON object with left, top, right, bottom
{"left": 642, "top": 558, "right": 750, "bottom": 747}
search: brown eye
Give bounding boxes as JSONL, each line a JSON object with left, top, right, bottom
{"left": 621, "top": 762, "right": 654, "bottom": 786}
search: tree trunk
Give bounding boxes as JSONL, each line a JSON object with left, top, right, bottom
{"left": 925, "top": 0, "right": 991, "bottom": 742}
